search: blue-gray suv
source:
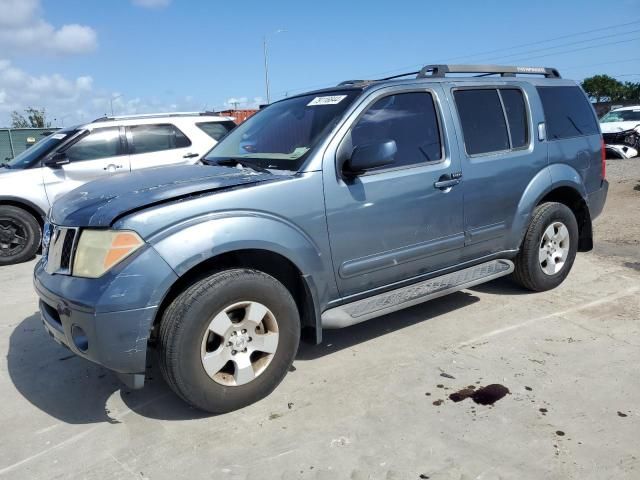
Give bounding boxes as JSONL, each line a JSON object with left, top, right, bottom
{"left": 34, "top": 65, "right": 608, "bottom": 413}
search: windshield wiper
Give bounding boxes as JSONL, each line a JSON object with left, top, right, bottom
{"left": 0, "top": 164, "right": 11, "bottom": 169}
{"left": 211, "top": 158, "right": 272, "bottom": 174}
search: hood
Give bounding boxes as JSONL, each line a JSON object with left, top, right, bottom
{"left": 600, "top": 121, "right": 640, "bottom": 134}
{"left": 50, "top": 164, "right": 279, "bottom": 227}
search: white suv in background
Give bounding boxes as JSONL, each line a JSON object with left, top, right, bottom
{"left": 0, "top": 112, "right": 236, "bottom": 265}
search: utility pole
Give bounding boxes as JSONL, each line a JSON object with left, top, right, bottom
{"left": 263, "top": 35, "right": 270, "bottom": 104}
{"left": 110, "top": 94, "right": 123, "bottom": 116}
{"left": 263, "top": 29, "right": 286, "bottom": 105}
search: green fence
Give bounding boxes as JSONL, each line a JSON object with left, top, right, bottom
{"left": 0, "top": 128, "right": 59, "bottom": 164}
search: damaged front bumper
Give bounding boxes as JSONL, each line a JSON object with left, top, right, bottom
{"left": 33, "top": 246, "right": 178, "bottom": 389}
{"left": 603, "top": 129, "right": 640, "bottom": 159}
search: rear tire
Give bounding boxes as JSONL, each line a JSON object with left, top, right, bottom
{"left": 513, "top": 202, "right": 578, "bottom": 292}
{"left": 159, "top": 268, "right": 300, "bottom": 413}
{"left": 0, "top": 206, "right": 41, "bottom": 266}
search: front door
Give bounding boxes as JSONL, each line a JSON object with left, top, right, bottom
{"left": 323, "top": 88, "right": 465, "bottom": 299}
{"left": 43, "top": 127, "right": 130, "bottom": 206}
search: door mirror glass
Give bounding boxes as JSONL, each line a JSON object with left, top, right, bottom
{"left": 43, "top": 152, "right": 69, "bottom": 168}
{"left": 343, "top": 139, "right": 397, "bottom": 176}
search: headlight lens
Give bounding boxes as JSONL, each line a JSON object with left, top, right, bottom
{"left": 73, "top": 230, "right": 144, "bottom": 278}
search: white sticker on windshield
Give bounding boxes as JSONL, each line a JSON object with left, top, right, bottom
{"left": 307, "top": 95, "right": 347, "bottom": 106}
{"left": 51, "top": 133, "right": 67, "bottom": 139}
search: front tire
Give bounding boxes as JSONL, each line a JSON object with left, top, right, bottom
{"left": 513, "top": 202, "right": 579, "bottom": 292}
{"left": 0, "top": 206, "right": 41, "bottom": 266}
{"left": 159, "top": 268, "right": 300, "bottom": 413}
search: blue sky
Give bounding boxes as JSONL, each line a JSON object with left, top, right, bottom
{"left": 1, "top": 0, "right": 639, "bottom": 125}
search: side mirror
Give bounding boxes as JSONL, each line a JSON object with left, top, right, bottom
{"left": 343, "top": 139, "right": 397, "bottom": 176}
{"left": 43, "top": 152, "right": 70, "bottom": 168}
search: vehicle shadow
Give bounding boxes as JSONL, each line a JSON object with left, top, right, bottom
{"left": 297, "top": 290, "right": 479, "bottom": 360}
{"left": 8, "top": 280, "right": 515, "bottom": 425}
{"left": 467, "top": 276, "right": 531, "bottom": 296}
{"left": 7, "top": 313, "right": 208, "bottom": 425}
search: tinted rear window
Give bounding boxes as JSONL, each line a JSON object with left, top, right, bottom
{"left": 537, "top": 86, "right": 599, "bottom": 140}
{"left": 500, "top": 89, "right": 528, "bottom": 148}
{"left": 454, "top": 89, "right": 509, "bottom": 155}
{"left": 197, "top": 121, "right": 235, "bottom": 141}
{"left": 128, "top": 124, "right": 191, "bottom": 154}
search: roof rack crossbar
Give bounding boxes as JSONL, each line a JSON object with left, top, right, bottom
{"left": 417, "top": 64, "right": 561, "bottom": 79}
{"left": 337, "top": 70, "right": 420, "bottom": 86}
{"left": 337, "top": 80, "right": 367, "bottom": 86}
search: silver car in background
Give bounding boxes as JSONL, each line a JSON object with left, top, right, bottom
{"left": 0, "top": 112, "right": 235, "bottom": 265}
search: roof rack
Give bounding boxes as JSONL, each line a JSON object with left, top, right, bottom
{"left": 91, "top": 111, "right": 220, "bottom": 122}
{"left": 417, "top": 64, "right": 561, "bottom": 79}
{"left": 336, "top": 64, "right": 561, "bottom": 86}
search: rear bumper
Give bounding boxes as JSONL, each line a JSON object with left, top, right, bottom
{"left": 33, "top": 245, "right": 178, "bottom": 386}
{"left": 588, "top": 180, "right": 609, "bottom": 221}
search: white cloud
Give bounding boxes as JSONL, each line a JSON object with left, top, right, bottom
{"left": 132, "top": 0, "right": 171, "bottom": 8}
{"left": 223, "top": 96, "right": 265, "bottom": 109}
{"left": 0, "top": 60, "right": 214, "bottom": 126}
{"left": 0, "top": 0, "right": 97, "bottom": 55}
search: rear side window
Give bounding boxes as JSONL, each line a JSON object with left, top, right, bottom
{"left": 196, "top": 121, "right": 235, "bottom": 141}
{"left": 454, "top": 89, "right": 509, "bottom": 155}
{"left": 500, "top": 89, "right": 528, "bottom": 148}
{"left": 351, "top": 92, "right": 442, "bottom": 167}
{"left": 64, "top": 128, "right": 122, "bottom": 162}
{"left": 128, "top": 124, "right": 191, "bottom": 154}
{"left": 537, "top": 86, "right": 599, "bottom": 140}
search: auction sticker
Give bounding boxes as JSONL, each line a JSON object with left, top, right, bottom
{"left": 307, "top": 95, "right": 347, "bottom": 106}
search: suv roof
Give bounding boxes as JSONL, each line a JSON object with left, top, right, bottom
{"left": 297, "top": 64, "right": 567, "bottom": 98}
{"left": 90, "top": 112, "right": 229, "bottom": 123}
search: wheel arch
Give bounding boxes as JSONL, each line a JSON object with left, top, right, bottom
{"left": 151, "top": 248, "right": 323, "bottom": 347}
{"left": 0, "top": 196, "right": 46, "bottom": 229}
{"left": 511, "top": 165, "right": 592, "bottom": 252}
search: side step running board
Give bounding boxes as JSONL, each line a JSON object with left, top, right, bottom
{"left": 322, "top": 259, "right": 514, "bottom": 328}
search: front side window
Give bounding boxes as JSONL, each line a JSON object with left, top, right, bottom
{"left": 128, "top": 124, "right": 191, "bottom": 154}
{"left": 205, "top": 90, "right": 359, "bottom": 170}
{"left": 454, "top": 89, "right": 510, "bottom": 155}
{"left": 350, "top": 92, "right": 442, "bottom": 167}
{"left": 537, "top": 86, "right": 599, "bottom": 140}
{"left": 64, "top": 128, "right": 122, "bottom": 162}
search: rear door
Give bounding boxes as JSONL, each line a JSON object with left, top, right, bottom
{"left": 43, "top": 127, "right": 130, "bottom": 205}
{"left": 449, "top": 83, "right": 547, "bottom": 260}
{"left": 126, "top": 123, "right": 194, "bottom": 170}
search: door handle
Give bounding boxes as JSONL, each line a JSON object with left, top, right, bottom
{"left": 434, "top": 173, "right": 462, "bottom": 190}
{"left": 103, "top": 164, "right": 123, "bottom": 171}
{"left": 183, "top": 153, "right": 199, "bottom": 159}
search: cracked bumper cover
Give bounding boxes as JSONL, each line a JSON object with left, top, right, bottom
{"left": 33, "top": 246, "right": 178, "bottom": 383}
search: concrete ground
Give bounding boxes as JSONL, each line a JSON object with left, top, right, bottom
{"left": 1, "top": 160, "right": 638, "bottom": 480}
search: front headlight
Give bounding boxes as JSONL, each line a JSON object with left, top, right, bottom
{"left": 73, "top": 230, "right": 144, "bottom": 278}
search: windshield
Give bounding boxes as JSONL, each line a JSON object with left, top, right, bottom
{"left": 3, "top": 130, "right": 74, "bottom": 169}
{"left": 204, "top": 90, "right": 359, "bottom": 170}
{"left": 601, "top": 109, "right": 640, "bottom": 123}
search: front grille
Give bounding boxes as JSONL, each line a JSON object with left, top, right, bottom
{"left": 44, "top": 226, "right": 79, "bottom": 275}
{"left": 603, "top": 130, "right": 639, "bottom": 148}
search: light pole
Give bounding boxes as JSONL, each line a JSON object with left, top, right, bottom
{"left": 110, "top": 94, "right": 123, "bottom": 116}
{"left": 263, "top": 29, "right": 286, "bottom": 104}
